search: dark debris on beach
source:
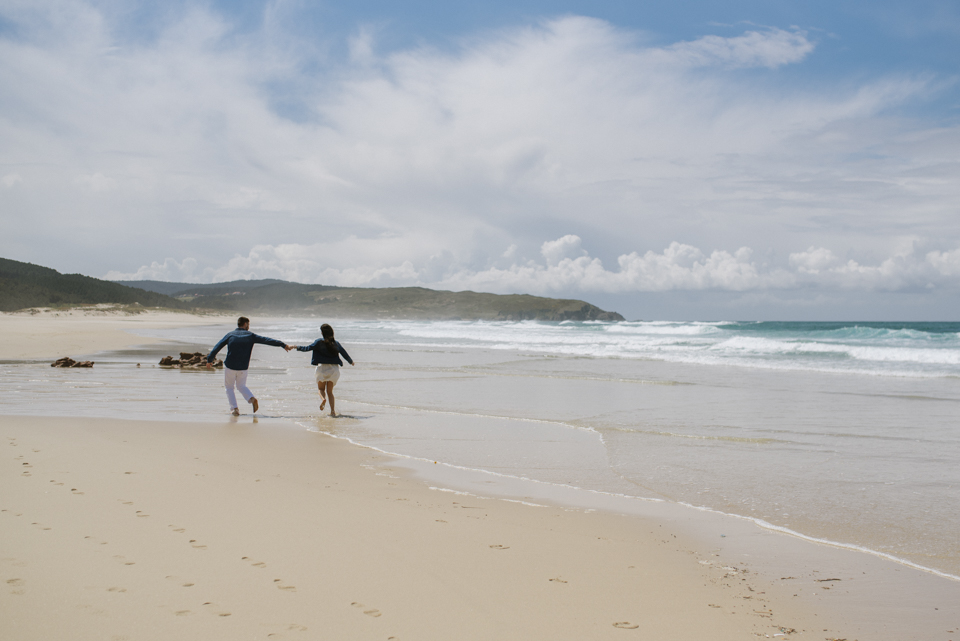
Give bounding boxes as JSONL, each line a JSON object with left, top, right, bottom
{"left": 159, "top": 352, "right": 223, "bottom": 369}
{"left": 51, "top": 357, "right": 93, "bottom": 368}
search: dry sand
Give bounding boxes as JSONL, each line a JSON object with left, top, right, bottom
{"left": 1, "top": 312, "right": 957, "bottom": 640}
{"left": 0, "top": 307, "right": 232, "bottom": 360}
{"left": 2, "top": 415, "right": 817, "bottom": 641}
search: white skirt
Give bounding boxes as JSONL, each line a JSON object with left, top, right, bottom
{"left": 315, "top": 363, "right": 340, "bottom": 384}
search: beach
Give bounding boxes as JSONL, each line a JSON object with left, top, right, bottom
{"left": 2, "top": 311, "right": 959, "bottom": 640}
{"left": 0, "top": 307, "right": 232, "bottom": 361}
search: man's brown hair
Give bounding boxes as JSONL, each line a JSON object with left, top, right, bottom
{"left": 238, "top": 316, "right": 250, "bottom": 327}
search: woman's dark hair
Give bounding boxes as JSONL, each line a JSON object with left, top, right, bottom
{"left": 321, "top": 324, "right": 336, "bottom": 355}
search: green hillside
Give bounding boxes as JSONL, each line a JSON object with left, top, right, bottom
{"left": 113, "top": 279, "right": 286, "bottom": 297}
{"left": 117, "top": 279, "right": 624, "bottom": 321}
{"left": 0, "top": 257, "right": 624, "bottom": 321}
{"left": 0, "top": 257, "right": 187, "bottom": 312}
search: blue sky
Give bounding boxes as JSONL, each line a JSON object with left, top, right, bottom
{"left": 1, "top": 0, "right": 959, "bottom": 319}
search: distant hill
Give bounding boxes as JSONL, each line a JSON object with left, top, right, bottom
{"left": 0, "top": 257, "right": 187, "bottom": 312}
{"left": 0, "top": 257, "right": 624, "bottom": 321}
{"left": 114, "top": 278, "right": 624, "bottom": 321}
{"left": 113, "top": 279, "right": 286, "bottom": 297}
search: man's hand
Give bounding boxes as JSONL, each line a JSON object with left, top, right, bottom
{"left": 205, "top": 361, "right": 213, "bottom": 370}
{"left": 284, "top": 344, "right": 296, "bottom": 352}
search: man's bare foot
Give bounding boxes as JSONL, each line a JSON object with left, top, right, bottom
{"left": 231, "top": 408, "right": 240, "bottom": 416}
{"left": 251, "top": 397, "right": 259, "bottom": 413}
{"left": 319, "top": 398, "right": 326, "bottom": 411}
{"left": 329, "top": 411, "right": 337, "bottom": 417}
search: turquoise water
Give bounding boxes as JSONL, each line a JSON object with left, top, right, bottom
{"left": 345, "top": 319, "right": 960, "bottom": 377}
{"left": 1, "top": 318, "right": 958, "bottom": 578}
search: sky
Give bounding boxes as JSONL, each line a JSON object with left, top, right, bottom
{"left": 1, "top": 0, "right": 959, "bottom": 320}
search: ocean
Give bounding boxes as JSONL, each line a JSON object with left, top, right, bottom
{"left": 3, "top": 319, "right": 958, "bottom": 579}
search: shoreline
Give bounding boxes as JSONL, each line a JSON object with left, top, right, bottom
{"left": 0, "top": 414, "right": 817, "bottom": 640}
{"left": 325, "top": 420, "right": 960, "bottom": 582}
{"left": 2, "top": 314, "right": 958, "bottom": 639}
{"left": 4, "top": 413, "right": 958, "bottom": 640}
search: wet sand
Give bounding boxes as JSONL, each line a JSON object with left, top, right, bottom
{"left": 1, "top": 313, "right": 958, "bottom": 640}
{"left": 2, "top": 415, "right": 818, "bottom": 640}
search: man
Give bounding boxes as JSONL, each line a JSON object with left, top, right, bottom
{"left": 206, "top": 316, "right": 292, "bottom": 416}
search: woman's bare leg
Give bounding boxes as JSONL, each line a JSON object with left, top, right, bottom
{"left": 317, "top": 381, "right": 326, "bottom": 410}
{"left": 325, "top": 381, "right": 336, "bottom": 416}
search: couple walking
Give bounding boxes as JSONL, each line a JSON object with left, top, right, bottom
{"left": 206, "top": 317, "right": 354, "bottom": 416}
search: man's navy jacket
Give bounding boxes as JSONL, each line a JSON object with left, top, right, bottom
{"left": 207, "top": 329, "right": 286, "bottom": 370}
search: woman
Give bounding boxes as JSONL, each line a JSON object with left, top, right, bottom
{"left": 296, "top": 324, "right": 354, "bottom": 416}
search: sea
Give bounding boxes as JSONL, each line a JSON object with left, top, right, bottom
{"left": 3, "top": 319, "right": 959, "bottom": 579}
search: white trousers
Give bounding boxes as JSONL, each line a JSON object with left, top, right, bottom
{"left": 223, "top": 367, "right": 253, "bottom": 409}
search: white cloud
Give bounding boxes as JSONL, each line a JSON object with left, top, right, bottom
{"left": 74, "top": 172, "right": 115, "bottom": 192}
{"left": 541, "top": 235, "right": 586, "bottom": 266}
{"left": 790, "top": 246, "right": 840, "bottom": 274}
{"left": 106, "top": 257, "right": 201, "bottom": 282}
{"left": 789, "top": 245, "right": 960, "bottom": 290}
{"left": 1, "top": 173, "right": 22, "bottom": 188}
{"left": 109, "top": 236, "right": 960, "bottom": 296}
{"left": 2, "top": 4, "right": 959, "bottom": 314}
{"left": 662, "top": 28, "right": 815, "bottom": 69}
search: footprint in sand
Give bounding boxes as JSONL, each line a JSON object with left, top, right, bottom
{"left": 241, "top": 556, "right": 267, "bottom": 568}
{"left": 71, "top": 488, "right": 84, "bottom": 495}
{"left": 8, "top": 578, "right": 25, "bottom": 595}
{"left": 613, "top": 622, "right": 639, "bottom": 629}
{"left": 266, "top": 625, "right": 308, "bottom": 638}
{"left": 351, "top": 602, "right": 382, "bottom": 617}
{"left": 174, "top": 610, "right": 192, "bottom": 617}
{"left": 274, "top": 579, "right": 296, "bottom": 591}
{"left": 170, "top": 526, "right": 186, "bottom": 533}
{"left": 549, "top": 577, "right": 568, "bottom": 583}
{"left": 489, "top": 544, "right": 510, "bottom": 550}
{"left": 106, "top": 587, "right": 127, "bottom": 593}
{"left": 201, "top": 602, "right": 232, "bottom": 617}
{"left": 135, "top": 511, "right": 149, "bottom": 518}
{"left": 120, "top": 501, "right": 133, "bottom": 505}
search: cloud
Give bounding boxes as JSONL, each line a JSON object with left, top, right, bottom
{"left": 790, "top": 245, "right": 960, "bottom": 291}
{"left": 109, "top": 235, "right": 960, "bottom": 296}
{"left": 541, "top": 235, "right": 586, "bottom": 266}
{"left": 2, "top": 3, "right": 959, "bottom": 315}
{"left": 74, "top": 173, "right": 116, "bottom": 192}
{"left": 107, "top": 257, "right": 202, "bottom": 282}
{"left": 662, "top": 27, "right": 815, "bottom": 69}
{"left": 1, "top": 173, "right": 23, "bottom": 188}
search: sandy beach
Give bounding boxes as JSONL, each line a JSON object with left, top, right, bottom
{"left": 2, "top": 312, "right": 958, "bottom": 640}
{"left": 0, "top": 307, "right": 232, "bottom": 361}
